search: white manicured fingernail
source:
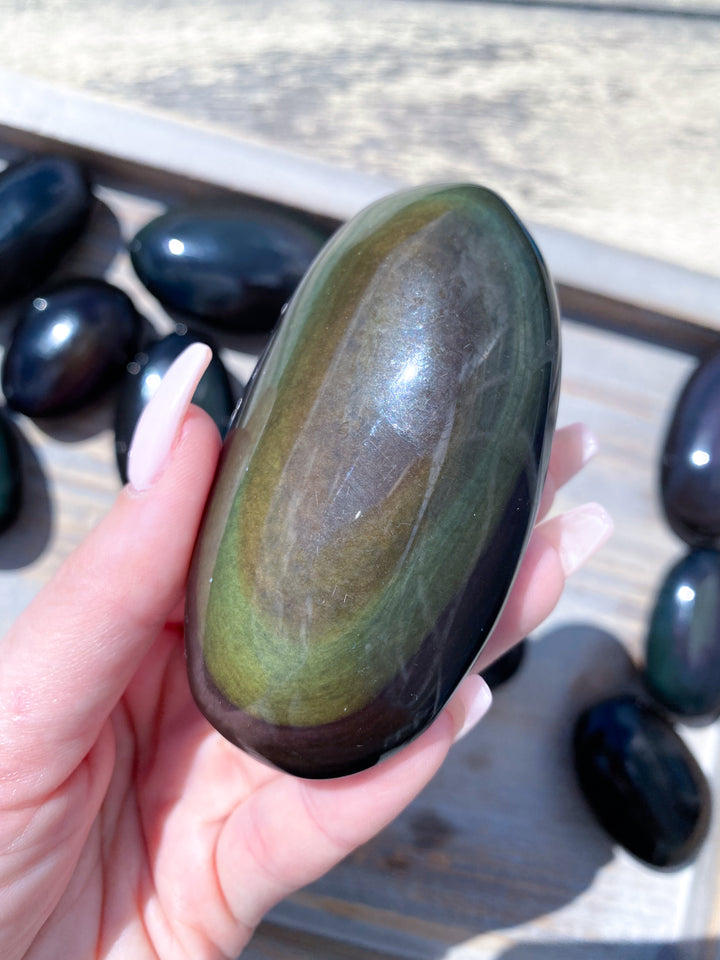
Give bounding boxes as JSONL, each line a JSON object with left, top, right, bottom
{"left": 556, "top": 502, "right": 614, "bottom": 577}
{"left": 571, "top": 421, "right": 600, "bottom": 465}
{"left": 127, "top": 343, "right": 212, "bottom": 492}
{"left": 453, "top": 674, "right": 493, "bottom": 743}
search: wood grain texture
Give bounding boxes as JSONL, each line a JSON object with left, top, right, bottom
{"left": 0, "top": 121, "right": 718, "bottom": 960}
{"left": 1, "top": 0, "right": 718, "bottom": 278}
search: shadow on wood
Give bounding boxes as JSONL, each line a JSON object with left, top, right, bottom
{"left": 0, "top": 414, "right": 52, "bottom": 569}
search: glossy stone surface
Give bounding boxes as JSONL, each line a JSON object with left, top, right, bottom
{"left": 2, "top": 279, "right": 142, "bottom": 417}
{"left": 186, "top": 183, "right": 560, "bottom": 779}
{"left": 115, "top": 329, "right": 235, "bottom": 482}
{"left": 0, "top": 155, "right": 92, "bottom": 304}
{"left": 644, "top": 549, "right": 720, "bottom": 719}
{"left": 661, "top": 350, "right": 720, "bottom": 547}
{"left": 0, "top": 408, "right": 22, "bottom": 533}
{"left": 574, "top": 695, "right": 711, "bottom": 868}
{"left": 129, "top": 202, "right": 331, "bottom": 331}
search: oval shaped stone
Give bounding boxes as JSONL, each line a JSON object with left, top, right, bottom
{"left": 644, "top": 549, "right": 720, "bottom": 719}
{"left": 186, "top": 183, "right": 560, "bottom": 778}
{"left": 0, "top": 408, "right": 22, "bottom": 533}
{"left": 0, "top": 155, "right": 93, "bottom": 304}
{"left": 2, "top": 278, "right": 143, "bottom": 417}
{"left": 661, "top": 350, "right": 720, "bottom": 547}
{"left": 129, "top": 202, "right": 332, "bottom": 331}
{"left": 574, "top": 695, "right": 711, "bottom": 868}
{"left": 115, "top": 329, "right": 235, "bottom": 482}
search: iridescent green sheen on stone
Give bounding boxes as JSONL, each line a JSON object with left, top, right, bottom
{"left": 186, "top": 183, "right": 559, "bottom": 778}
{"left": 644, "top": 549, "right": 720, "bottom": 719}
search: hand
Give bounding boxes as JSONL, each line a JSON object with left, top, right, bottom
{"left": 0, "top": 346, "right": 612, "bottom": 960}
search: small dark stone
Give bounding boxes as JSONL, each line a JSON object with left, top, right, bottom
{"left": 661, "top": 350, "right": 720, "bottom": 547}
{"left": 573, "top": 695, "right": 711, "bottom": 868}
{"left": 129, "top": 202, "right": 332, "bottom": 332}
{"left": 0, "top": 155, "right": 93, "bottom": 304}
{"left": 644, "top": 549, "right": 720, "bottom": 720}
{"left": 0, "top": 408, "right": 22, "bottom": 533}
{"left": 2, "top": 278, "right": 143, "bottom": 418}
{"left": 481, "top": 639, "right": 527, "bottom": 689}
{"left": 115, "top": 329, "right": 236, "bottom": 482}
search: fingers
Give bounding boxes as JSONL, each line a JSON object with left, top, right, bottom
{"left": 450, "top": 673, "right": 494, "bottom": 742}
{"left": 0, "top": 347, "right": 222, "bottom": 792}
{"left": 537, "top": 422, "right": 599, "bottom": 520}
{"left": 473, "top": 502, "right": 613, "bottom": 672}
{"left": 217, "top": 665, "right": 494, "bottom": 944}
{"left": 217, "top": 704, "right": 463, "bottom": 939}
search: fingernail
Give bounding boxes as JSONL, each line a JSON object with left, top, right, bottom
{"left": 575, "top": 422, "right": 600, "bottom": 465}
{"left": 556, "top": 502, "right": 614, "bottom": 577}
{"left": 452, "top": 674, "right": 493, "bottom": 743}
{"left": 127, "top": 343, "right": 212, "bottom": 492}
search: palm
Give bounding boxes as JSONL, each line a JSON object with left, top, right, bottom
{"left": 35, "top": 600, "right": 495, "bottom": 960}
{"left": 43, "top": 608, "right": 437, "bottom": 960}
{"left": 43, "top": 620, "right": 272, "bottom": 960}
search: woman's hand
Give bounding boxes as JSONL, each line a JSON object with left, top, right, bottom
{"left": 0, "top": 346, "right": 612, "bottom": 960}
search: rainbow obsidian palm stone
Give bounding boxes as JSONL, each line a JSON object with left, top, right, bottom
{"left": 186, "top": 183, "right": 560, "bottom": 778}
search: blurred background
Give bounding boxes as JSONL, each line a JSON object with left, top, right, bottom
{"left": 1, "top": 0, "right": 718, "bottom": 277}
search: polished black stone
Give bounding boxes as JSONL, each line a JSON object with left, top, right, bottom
{"left": 481, "top": 639, "right": 527, "bottom": 689}
{"left": 644, "top": 549, "right": 720, "bottom": 719}
{"left": 573, "top": 695, "right": 711, "bottom": 868}
{"left": 115, "top": 329, "right": 235, "bottom": 482}
{"left": 2, "top": 278, "right": 143, "bottom": 417}
{"left": 129, "top": 202, "right": 332, "bottom": 331}
{"left": 661, "top": 350, "right": 720, "bottom": 547}
{"left": 0, "top": 155, "right": 92, "bottom": 304}
{"left": 0, "top": 408, "right": 22, "bottom": 533}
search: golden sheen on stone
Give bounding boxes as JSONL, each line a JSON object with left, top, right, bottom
{"left": 186, "top": 183, "right": 560, "bottom": 778}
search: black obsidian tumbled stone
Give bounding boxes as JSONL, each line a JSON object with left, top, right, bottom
{"left": 0, "top": 155, "right": 92, "bottom": 304}
{"left": 2, "top": 278, "right": 143, "bottom": 418}
{"left": 574, "top": 695, "right": 711, "bottom": 868}
{"left": 186, "top": 183, "right": 560, "bottom": 778}
{"left": 661, "top": 350, "right": 720, "bottom": 547}
{"left": 115, "top": 330, "right": 235, "bottom": 482}
{"left": 0, "top": 408, "right": 22, "bottom": 533}
{"left": 481, "top": 639, "right": 527, "bottom": 689}
{"left": 645, "top": 549, "right": 720, "bottom": 720}
{"left": 129, "top": 203, "right": 331, "bottom": 332}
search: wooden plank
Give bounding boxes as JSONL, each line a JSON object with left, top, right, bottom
{"left": 0, "top": 69, "right": 395, "bottom": 224}
{"left": 556, "top": 283, "right": 720, "bottom": 358}
{"left": 2, "top": 70, "right": 720, "bottom": 339}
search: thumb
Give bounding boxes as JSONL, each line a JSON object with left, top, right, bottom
{"left": 0, "top": 345, "right": 221, "bottom": 791}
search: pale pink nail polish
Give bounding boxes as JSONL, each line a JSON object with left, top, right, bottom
{"left": 578, "top": 423, "right": 600, "bottom": 465}
{"left": 453, "top": 674, "right": 493, "bottom": 743}
{"left": 557, "top": 502, "right": 614, "bottom": 577}
{"left": 127, "top": 343, "right": 212, "bottom": 492}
